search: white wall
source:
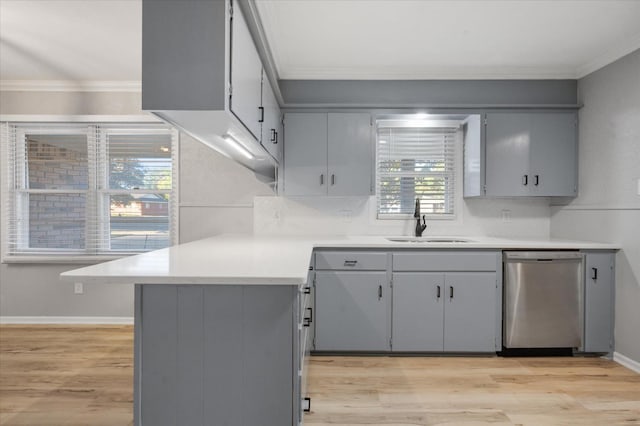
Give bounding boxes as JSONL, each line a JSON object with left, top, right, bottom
{"left": 254, "top": 196, "right": 551, "bottom": 238}
{"left": 0, "top": 90, "right": 272, "bottom": 319}
{"left": 550, "top": 48, "right": 640, "bottom": 363}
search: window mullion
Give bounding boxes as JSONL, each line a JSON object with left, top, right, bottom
{"left": 15, "top": 128, "right": 29, "bottom": 250}
{"left": 86, "top": 125, "right": 99, "bottom": 255}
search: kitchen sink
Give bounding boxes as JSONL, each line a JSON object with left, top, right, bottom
{"left": 387, "top": 237, "right": 475, "bottom": 243}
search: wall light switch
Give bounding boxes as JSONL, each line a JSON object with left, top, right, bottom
{"left": 74, "top": 282, "right": 84, "bottom": 294}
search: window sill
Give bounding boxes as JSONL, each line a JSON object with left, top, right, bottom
{"left": 1, "top": 255, "right": 132, "bottom": 265}
{"left": 377, "top": 214, "right": 457, "bottom": 221}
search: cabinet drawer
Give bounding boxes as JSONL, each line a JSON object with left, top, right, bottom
{"left": 315, "top": 251, "right": 387, "bottom": 270}
{"left": 393, "top": 251, "right": 498, "bottom": 272}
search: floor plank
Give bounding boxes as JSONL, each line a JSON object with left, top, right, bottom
{"left": 1, "top": 326, "right": 639, "bottom": 425}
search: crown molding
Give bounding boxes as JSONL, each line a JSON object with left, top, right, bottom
{"left": 0, "top": 80, "right": 142, "bottom": 92}
{"left": 575, "top": 32, "right": 640, "bottom": 79}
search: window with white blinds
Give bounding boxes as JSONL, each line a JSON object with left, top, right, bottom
{"left": 1, "top": 122, "right": 178, "bottom": 259}
{"left": 377, "top": 122, "right": 458, "bottom": 218}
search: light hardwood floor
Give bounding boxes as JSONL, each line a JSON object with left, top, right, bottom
{"left": 1, "top": 326, "right": 639, "bottom": 425}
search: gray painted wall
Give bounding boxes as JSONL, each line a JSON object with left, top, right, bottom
{"left": 279, "top": 79, "right": 578, "bottom": 107}
{"left": 0, "top": 90, "right": 272, "bottom": 318}
{"left": 551, "top": 48, "right": 640, "bottom": 364}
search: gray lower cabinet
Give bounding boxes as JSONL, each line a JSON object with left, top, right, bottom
{"left": 583, "top": 251, "right": 615, "bottom": 353}
{"left": 134, "top": 283, "right": 307, "bottom": 426}
{"left": 392, "top": 272, "right": 497, "bottom": 352}
{"left": 314, "top": 271, "right": 390, "bottom": 351}
{"left": 314, "top": 250, "right": 500, "bottom": 353}
{"left": 443, "top": 273, "right": 497, "bottom": 352}
{"left": 392, "top": 273, "right": 444, "bottom": 351}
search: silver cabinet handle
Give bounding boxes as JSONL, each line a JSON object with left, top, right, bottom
{"left": 258, "top": 106, "right": 264, "bottom": 123}
{"left": 449, "top": 286, "right": 454, "bottom": 299}
{"left": 320, "top": 174, "right": 324, "bottom": 185}
{"left": 344, "top": 260, "right": 358, "bottom": 267}
{"left": 534, "top": 175, "right": 539, "bottom": 186}
{"left": 378, "top": 285, "right": 382, "bottom": 300}
{"left": 591, "top": 267, "right": 598, "bottom": 280}
{"left": 522, "top": 175, "right": 528, "bottom": 186}
{"left": 436, "top": 285, "right": 441, "bottom": 299}
{"left": 303, "top": 397, "right": 311, "bottom": 412}
{"left": 331, "top": 174, "right": 335, "bottom": 185}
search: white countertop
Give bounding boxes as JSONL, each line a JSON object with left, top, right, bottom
{"left": 60, "top": 235, "right": 619, "bottom": 285}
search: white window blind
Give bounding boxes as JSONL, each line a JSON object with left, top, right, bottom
{"left": 2, "top": 122, "right": 178, "bottom": 259}
{"left": 377, "top": 124, "right": 458, "bottom": 218}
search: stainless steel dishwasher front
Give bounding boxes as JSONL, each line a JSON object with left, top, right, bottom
{"left": 503, "top": 251, "right": 584, "bottom": 349}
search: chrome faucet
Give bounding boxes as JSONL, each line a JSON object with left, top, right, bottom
{"left": 414, "top": 198, "right": 427, "bottom": 237}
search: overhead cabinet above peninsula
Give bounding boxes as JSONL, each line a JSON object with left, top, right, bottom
{"left": 142, "top": 0, "right": 281, "bottom": 179}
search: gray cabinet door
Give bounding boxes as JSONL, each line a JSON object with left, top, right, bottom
{"left": 229, "top": 3, "right": 263, "bottom": 141}
{"left": 529, "top": 112, "right": 577, "bottom": 196}
{"left": 137, "top": 285, "right": 294, "bottom": 426}
{"left": 260, "top": 72, "right": 281, "bottom": 161}
{"left": 314, "top": 271, "right": 390, "bottom": 351}
{"left": 392, "top": 273, "right": 444, "bottom": 352}
{"left": 584, "top": 252, "right": 614, "bottom": 352}
{"left": 485, "top": 112, "right": 531, "bottom": 196}
{"left": 443, "top": 273, "right": 497, "bottom": 352}
{"left": 328, "top": 113, "right": 372, "bottom": 196}
{"left": 485, "top": 112, "right": 578, "bottom": 197}
{"left": 283, "top": 113, "right": 327, "bottom": 196}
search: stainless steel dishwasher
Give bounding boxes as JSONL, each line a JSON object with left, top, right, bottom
{"left": 503, "top": 252, "right": 584, "bottom": 349}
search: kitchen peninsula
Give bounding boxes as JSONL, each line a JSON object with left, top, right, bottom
{"left": 61, "top": 234, "right": 618, "bottom": 426}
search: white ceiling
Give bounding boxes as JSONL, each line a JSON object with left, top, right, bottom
{"left": 0, "top": 0, "right": 141, "bottom": 82}
{"left": 1, "top": 0, "right": 640, "bottom": 84}
{"left": 256, "top": 0, "right": 640, "bottom": 79}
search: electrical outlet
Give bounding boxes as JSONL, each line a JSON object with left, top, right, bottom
{"left": 339, "top": 209, "right": 353, "bottom": 223}
{"left": 74, "top": 282, "right": 84, "bottom": 294}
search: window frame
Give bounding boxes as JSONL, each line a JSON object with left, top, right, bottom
{"left": 1, "top": 116, "right": 179, "bottom": 263}
{"left": 375, "top": 117, "right": 462, "bottom": 221}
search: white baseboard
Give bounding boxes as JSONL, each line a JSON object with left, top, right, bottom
{"left": 613, "top": 352, "right": 640, "bottom": 374}
{"left": 0, "top": 316, "right": 134, "bottom": 325}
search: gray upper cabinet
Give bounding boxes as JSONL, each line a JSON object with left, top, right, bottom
{"left": 260, "top": 73, "right": 282, "bottom": 161}
{"left": 469, "top": 111, "right": 578, "bottom": 197}
{"left": 284, "top": 113, "right": 372, "bottom": 196}
{"left": 327, "top": 113, "right": 373, "bottom": 196}
{"left": 528, "top": 113, "right": 578, "bottom": 196}
{"left": 142, "top": 0, "right": 279, "bottom": 178}
{"left": 283, "top": 113, "right": 328, "bottom": 196}
{"left": 583, "top": 252, "right": 615, "bottom": 353}
{"left": 485, "top": 113, "right": 532, "bottom": 196}
{"left": 229, "top": 2, "right": 263, "bottom": 141}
